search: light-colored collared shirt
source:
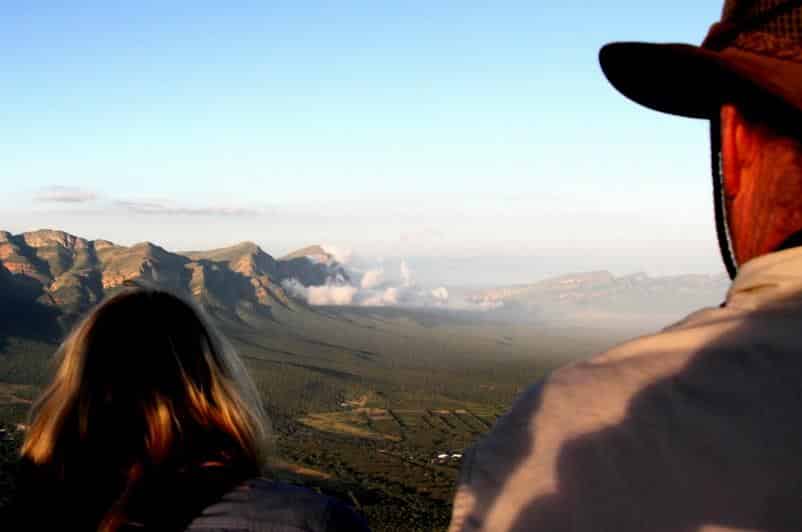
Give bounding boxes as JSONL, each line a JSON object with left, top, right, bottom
{"left": 450, "top": 247, "right": 802, "bottom": 532}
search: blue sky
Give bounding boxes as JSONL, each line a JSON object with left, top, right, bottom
{"left": 1, "top": 2, "right": 725, "bottom": 280}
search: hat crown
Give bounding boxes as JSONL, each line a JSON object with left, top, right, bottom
{"left": 707, "top": 0, "right": 802, "bottom": 50}
{"left": 722, "top": 0, "right": 789, "bottom": 20}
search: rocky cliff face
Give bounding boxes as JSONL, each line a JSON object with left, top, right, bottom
{"left": 184, "top": 242, "right": 289, "bottom": 312}
{"left": 0, "top": 229, "right": 347, "bottom": 331}
{"left": 278, "top": 246, "right": 350, "bottom": 287}
{"left": 98, "top": 241, "right": 190, "bottom": 292}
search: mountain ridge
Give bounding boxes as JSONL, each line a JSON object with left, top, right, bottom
{"left": 467, "top": 269, "right": 729, "bottom": 327}
{"left": 0, "top": 229, "right": 348, "bottom": 333}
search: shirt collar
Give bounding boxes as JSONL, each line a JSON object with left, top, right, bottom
{"left": 727, "top": 246, "right": 802, "bottom": 310}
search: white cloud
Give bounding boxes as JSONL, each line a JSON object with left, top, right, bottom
{"left": 282, "top": 255, "right": 501, "bottom": 312}
{"left": 361, "top": 287, "right": 401, "bottom": 307}
{"left": 400, "top": 260, "right": 413, "bottom": 287}
{"left": 281, "top": 278, "right": 358, "bottom": 306}
{"left": 360, "top": 268, "right": 385, "bottom": 289}
{"left": 114, "top": 200, "right": 259, "bottom": 217}
{"left": 35, "top": 186, "right": 97, "bottom": 204}
{"left": 431, "top": 287, "right": 449, "bottom": 302}
{"left": 321, "top": 245, "right": 353, "bottom": 266}
{"left": 307, "top": 285, "right": 358, "bottom": 306}
{"left": 281, "top": 278, "right": 307, "bottom": 299}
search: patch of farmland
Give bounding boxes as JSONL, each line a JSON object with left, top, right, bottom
{"left": 299, "top": 411, "right": 402, "bottom": 441}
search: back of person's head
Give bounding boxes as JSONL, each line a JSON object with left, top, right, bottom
{"left": 720, "top": 101, "right": 802, "bottom": 263}
{"left": 18, "top": 287, "right": 269, "bottom": 531}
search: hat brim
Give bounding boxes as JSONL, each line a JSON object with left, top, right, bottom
{"left": 599, "top": 41, "right": 802, "bottom": 120}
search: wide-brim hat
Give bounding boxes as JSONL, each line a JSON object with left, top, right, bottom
{"left": 600, "top": 0, "right": 802, "bottom": 120}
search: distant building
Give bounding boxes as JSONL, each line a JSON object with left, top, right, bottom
{"left": 432, "top": 451, "right": 464, "bottom": 465}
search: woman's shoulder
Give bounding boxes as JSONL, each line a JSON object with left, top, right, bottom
{"left": 185, "top": 477, "right": 370, "bottom": 532}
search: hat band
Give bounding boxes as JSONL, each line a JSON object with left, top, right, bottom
{"left": 732, "top": 31, "right": 802, "bottom": 62}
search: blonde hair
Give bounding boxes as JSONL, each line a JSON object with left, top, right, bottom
{"left": 20, "top": 288, "right": 269, "bottom": 531}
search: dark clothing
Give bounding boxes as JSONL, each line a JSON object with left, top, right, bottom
{"left": 185, "top": 478, "right": 370, "bottom": 532}
{"left": 8, "top": 459, "right": 369, "bottom": 532}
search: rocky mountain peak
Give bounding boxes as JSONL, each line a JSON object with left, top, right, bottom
{"left": 22, "top": 229, "right": 88, "bottom": 250}
{"left": 281, "top": 245, "right": 332, "bottom": 264}
{"left": 130, "top": 241, "right": 170, "bottom": 257}
{"left": 232, "top": 241, "right": 262, "bottom": 254}
{"left": 92, "top": 239, "right": 116, "bottom": 251}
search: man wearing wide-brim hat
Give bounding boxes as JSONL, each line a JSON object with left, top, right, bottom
{"left": 449, "top": 1, "right": 802, "bottom": 531}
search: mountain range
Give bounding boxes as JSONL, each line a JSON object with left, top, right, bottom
{"left": 466, "top": 270, "right": 730, "bottom": 328}
{"left": 0, "top": 228, "right": 732, "bottom": 340}
{"left": 0, "top": 229, "right": 349, "bottom": 336}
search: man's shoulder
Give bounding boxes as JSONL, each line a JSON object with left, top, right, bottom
{"left": 186, "top": 478, "right": 369, "bottom": 532}
{"left": 476, "top": 297, "right": 802, "bottom": 458}
{"left": 542, "top": 307, "right": 734, "bottom": 400}
{"left": 451, "top": 302, "right": 802, "bottom": 531}
{"left": 476, "top": 303, "right": 762, "bottom": 452}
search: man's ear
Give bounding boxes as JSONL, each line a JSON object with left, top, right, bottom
{"left": 720, "top": 104, "right": 755, "bottom": 200}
